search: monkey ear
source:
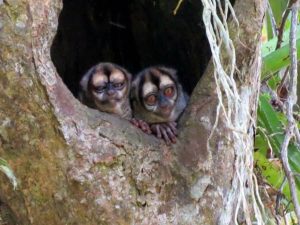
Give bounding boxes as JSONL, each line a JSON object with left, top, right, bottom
{"left": 80, "top": 66, "right": 95, "bottom": 92}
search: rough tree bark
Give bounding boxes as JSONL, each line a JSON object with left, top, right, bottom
{"left": 0, "top": 0, "right": 266, "bottom": 224}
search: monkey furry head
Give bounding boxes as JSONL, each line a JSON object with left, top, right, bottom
{"left": 131, "top": 66, "right": 188, "bottom": 124}
{"left": 79, "top": 62, "right": 132, "bottom": 119}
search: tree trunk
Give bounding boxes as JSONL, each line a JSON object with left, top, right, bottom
{"left": 0, "top": 0, "right": 266, "bottom": 224}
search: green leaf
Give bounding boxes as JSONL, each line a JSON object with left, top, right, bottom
{"left": 266, "top": 0, "right": 288, "bottom": 39}
{"left": 267, "top": 74, "right": 281, "bottom": 90}
{"left": 256, "top": 94, "right": 300, "bottom": 204}
{"left": 255, "top": 148, "right": 299, "bottom": 205}
{"left": 261, "top": 25, "right": 300, "bottom": 78}
{"left": 257, "top": 94, "right": 283, "bottom": 153}
{"left": 262, "top": 25, "right": 300, "bottom": 57}
{"left": 254, "top": 149, "right": 285, "bottom": 190}
{"left": 0, "top": 158, "right": 17, "bottom": 189}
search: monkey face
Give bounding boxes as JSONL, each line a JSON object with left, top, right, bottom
{"left": 79, "top": 62, "right": 132, "bottom": 118}
{"left": 131, "top": 66, "right": 184, "bottom": 123}
{"left": 131, "top": 66, "right": 189, "bottom": 143}
{"left": 90, "top": 69, "right": 127, "bottom": 107}
{"left": 142, "top": 74, "right": 177, "bottom": 118}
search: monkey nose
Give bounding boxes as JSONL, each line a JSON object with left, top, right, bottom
{"left": 107, "top": 90, "right": 116, "bottom": 96}
{"left": 160, "top": 105, "right": 172, "bottom": 114}
{"left": 160, "top": 102, "right": 171, "bottom": 109}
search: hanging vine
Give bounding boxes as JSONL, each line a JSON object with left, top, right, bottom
{"left": 200, "top": 1, "right": 265, "bottom": 224}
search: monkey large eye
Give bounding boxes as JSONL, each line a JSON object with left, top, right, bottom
{"left": 145, "top": 94, "right": 157, "bottom": 106}
{"left": 94, "top": 85, "right": 106, "bottom": 93}
{"left": 113, "top": 82, "right": 124, "bottom": 89}
{"left": 164, "top": 86, "right": 175, "bottom": 97}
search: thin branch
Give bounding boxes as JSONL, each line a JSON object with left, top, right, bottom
{"left": 173, "top": 0, "right": 184, "bottom": 15}
{"left": 261, "top": 83, "right": 300, "bottom": 148}
{"left": 280, "top": 1, "right": 300, "bottom": 223}
{"left": 275, "top": 177, "right": 286, "bottom": 218}
{"left": 294, "top": 112, "right": 300, "bottom": 121}
{"left": 277, "top": 66, "right": 290, "bottom": 101}
{"left": 294, "top": 172, "right": 300, "bottom": 177}
{"left": 283, "top": 200, "right": 292, "bottom": 215}
{"left": 261, "top": 82, "right": 284, "bottom": 110}
{"left": 276, "top": 0, "right": 295, "bottom": 49}
{"left": 284, "top": 213, "right": 289, "bottom": 225}
{"left": 294, "top": 127, "right": 300, "bottom": 147}
{"left": 267, "top": 1, "right": 278, "bottom": 37}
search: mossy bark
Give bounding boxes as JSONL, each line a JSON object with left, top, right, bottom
{"left": 0, "top": 0, "right": 265, "bottom": 224}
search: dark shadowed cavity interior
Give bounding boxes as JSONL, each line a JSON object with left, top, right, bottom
{"left": 51, "top": 0, "right": 220, "bottom": 97}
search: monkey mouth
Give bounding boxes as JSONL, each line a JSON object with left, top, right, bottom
{"left": 160, "top": 107, "right": 172, "bottom": 116}
{"left": 104, "top": 96, "right": 122, "bottom": 102}
{"left": 96, "top": 98, "right": 119, "bottom": 107}
{"left": 103, "top": 100, "right": 118, "bottom": 106}
{"left": 107, "top": 98, "right": 117, "bottom": 102}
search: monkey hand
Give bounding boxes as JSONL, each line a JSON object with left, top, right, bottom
{"left": 130, "top": 118, "right": 152, "bottom": 134}
{"left": 150, "top": 122, "right": 177, "bottom": 145}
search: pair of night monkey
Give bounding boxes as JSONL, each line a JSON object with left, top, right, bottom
{"left": 79, "top": 62, "right": 189, "bottom": 145}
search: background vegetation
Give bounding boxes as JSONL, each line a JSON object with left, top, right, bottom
{"left": 256, "top": 0, "right": 300, "bottom": 223}
{"left": 0, "top": 0, "right": 299, "bottom": 224}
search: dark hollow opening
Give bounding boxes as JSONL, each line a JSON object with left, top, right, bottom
{"left": 51, "top": 0, "right": 213, "bottom": 96}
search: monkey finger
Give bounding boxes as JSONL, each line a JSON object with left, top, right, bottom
{"left": 171, "top": 137, "right": 177, "bottom": 143}
{"left": 139, "top": 121, "right": 152, "bottom": 134}
{"left": 162, "top": 125, "right": 177, "bottom": 143}
{"left": 160, "top": 127, "right": 171, "bottom": 145}
{"left": 167, "top": 122, "right": 178, "bottom": 136}
{"left": 169, "top": 133, "right": 177, "bottom": 143}
{"left": 161, "top": 124, "right": 176, "bottom": 136}
{"left": 141, "top": 125, "right": 151, "bottom": 134}
{"left": 130, "top": 118, "right": 140, "bottom": 127}
{"left": 167, "top": 130, "right": 177, "bottom": 143}
{"left": 170, "top": 121, "right": 177, "bottom": 127}
{"left": 156, "top": 125, "right": 163, "bottom": 139}
{"left": 151, "top": 124, "right": 162, "bottom": 139}
{"left": 131, "top": 119, "right": 152, "bottom": 134}
{"left": 146, "top": 126, "right": 152, "bottom": 134}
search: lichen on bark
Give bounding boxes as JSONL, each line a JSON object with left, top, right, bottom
{"left": 0, "top": 0, "right": 266, "bottom": 224}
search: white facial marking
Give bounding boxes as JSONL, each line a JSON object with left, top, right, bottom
{"left": 143, "top": 82, "right": 157, "bottom": 96}
{"left": 110, "top": 70, "right": 125, "bottom": 83}
{"left": 159, "top": 75, "right": 174, "bottom": 88}
{"left": 92, "top": 73, "right": 108, "bottom": 86}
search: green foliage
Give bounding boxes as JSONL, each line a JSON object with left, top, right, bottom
{"left": 261, "top": 25, "right": 300, "bottom": 78}
{"left": 256, "top": 95, "right": 300, "bottom": 204}
{"left": 268, "top": 0, "right": 287, "bottom": 24}
{"left": 266, "top": 0, "right": 288, "bottom": 39}
{"left": 0, "top": 158, "right": 17, "bottom": 190}
{"left": 256, "top": 1, "right": 300, "bottom": 214}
